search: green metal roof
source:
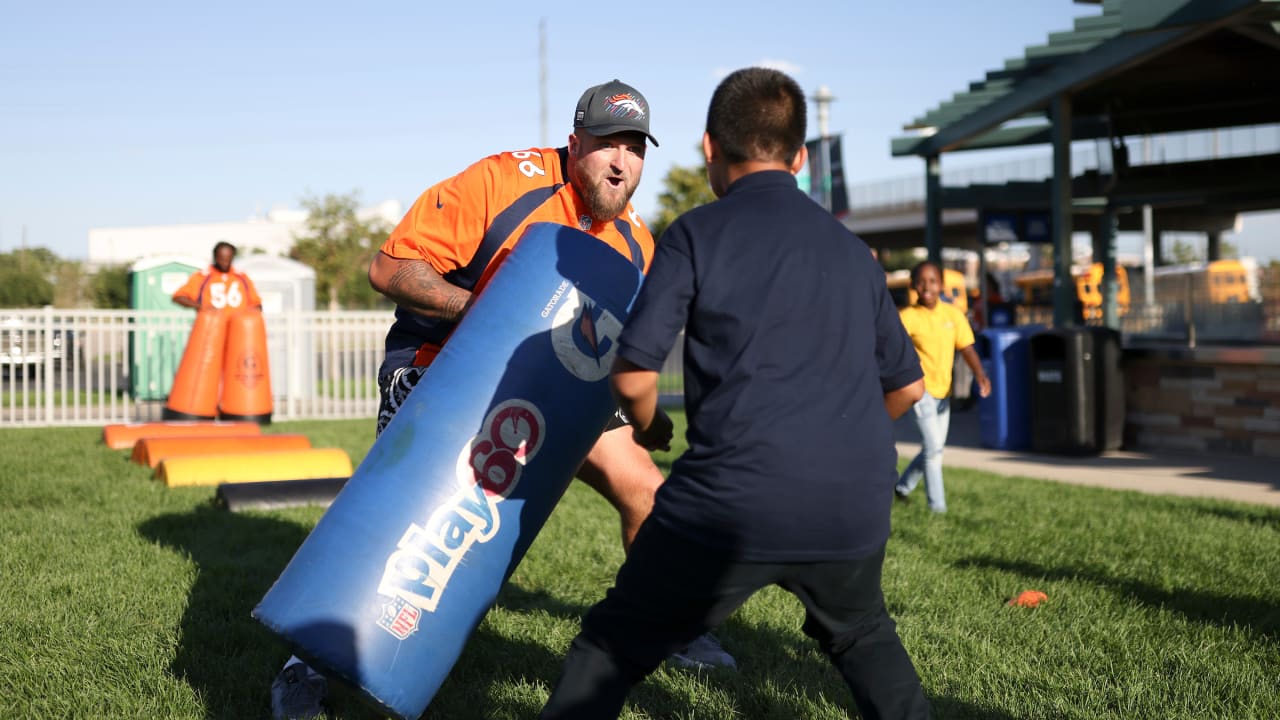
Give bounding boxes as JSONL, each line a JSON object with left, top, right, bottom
{"left": 892, "top": 0, "right": 1280, "bottom": 157}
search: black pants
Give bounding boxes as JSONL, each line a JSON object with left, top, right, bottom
{"left": 538, "top": 520, "right": 930, "bottom": 720}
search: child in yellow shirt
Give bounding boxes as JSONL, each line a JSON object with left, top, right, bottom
{"left": 895, "top": 262, "right": 991, "bottom": 513}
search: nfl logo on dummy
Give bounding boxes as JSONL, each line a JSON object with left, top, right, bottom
{"left": 378, "top": 596, "right": 421, "bottom": 640}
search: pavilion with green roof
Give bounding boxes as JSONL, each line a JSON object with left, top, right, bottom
{"left": 892, "top": 0, "right": 1280, "bottom": 327}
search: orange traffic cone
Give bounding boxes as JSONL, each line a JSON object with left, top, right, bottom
{"left": 163, "top": 309, "right": 227, "bottom": 421}
{"left": 219, "top": 310, "right": 273, "bottom": 424}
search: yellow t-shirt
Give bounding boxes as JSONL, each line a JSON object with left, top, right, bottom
{"left": 899, "top": 302, "right": 975, "bottom": 398}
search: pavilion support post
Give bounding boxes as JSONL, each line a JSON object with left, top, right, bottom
{"left": 1207, "top": 230, "right": 1222, "bottom": 262}
{"left": 1142, "top": 205, "right": 1156, "bottom": 305}
{"left": 1050, "top": 94, "right": 1076, "bottom": 327}
{"left": 925, "top": 154, "right": 943, "bottom": 265}
{"left": 1099, "top": 208, "right": 1119, "bottom": 329}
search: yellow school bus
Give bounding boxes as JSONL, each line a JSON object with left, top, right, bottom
{"left": 1013, "top": 263, "right": 1130, "bottom": 321}
{"left": 1151, "top": 258, "right": 1261, "bottom": 304}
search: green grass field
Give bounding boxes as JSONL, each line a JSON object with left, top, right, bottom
{"left": 1, "top": 415, "right": 1277, "bottom": 719}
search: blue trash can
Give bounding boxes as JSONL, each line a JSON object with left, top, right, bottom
{"left": 976, "top": 326, "right": 1040, "bottom": 450}
{"left": 988, "top": 302, "right": 1016, "bottom": 328}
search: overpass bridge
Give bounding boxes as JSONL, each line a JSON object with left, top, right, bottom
{"left": 842, "top": 125, "right": 1280, "bottom": 256}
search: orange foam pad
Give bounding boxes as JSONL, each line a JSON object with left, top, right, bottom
{"left": 156, "top": 448, "right": 353, "bottom": 487}
{"left": 131, "top": 434, "right": 312, "bottom": 468}
{"left": 103, "top": 421, "right": 261, "bottom": 450}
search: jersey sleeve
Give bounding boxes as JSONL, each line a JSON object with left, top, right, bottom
{"left": 171, "top": 270, "right": 206, "bottom": 304}
{"left": 240, "top": 273, "right": 262, "bottom": 308}
{"left": 616, "top": 220, "right": 696, "bottom": 371}
{"left": 380, "top": 154, "right": 503, "bottom": 276}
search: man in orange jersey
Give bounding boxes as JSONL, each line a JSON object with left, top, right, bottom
{"left": 269, "top": 80, "right": 734, "bottom": 720}
{"left": 171, "top": 241, "right": 263, "bottom": 313}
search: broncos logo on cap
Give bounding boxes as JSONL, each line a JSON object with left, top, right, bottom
{"left": 603, "top": 93, "right": 646, "bottom": 120}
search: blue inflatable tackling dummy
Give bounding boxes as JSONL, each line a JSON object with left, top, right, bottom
{"left": 253, "top": 222, "right": 644, "bottom": 719}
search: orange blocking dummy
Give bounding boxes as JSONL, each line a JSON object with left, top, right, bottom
{"left": 163, "top": 309, "right": 228, "bottom": 420}
{"left": 164, "top": 241, "right": 270, "bottom": 423}
{"left": 219, "top": 310, "right": 273, "bottom": 423}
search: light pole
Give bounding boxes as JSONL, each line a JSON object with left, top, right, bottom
{"left": 813, "top": 85, "right": 835, "bottom": 212}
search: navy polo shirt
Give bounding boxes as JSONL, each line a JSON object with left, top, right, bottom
{"left": 616, "top": 170, "right": 921, "bottom": 561}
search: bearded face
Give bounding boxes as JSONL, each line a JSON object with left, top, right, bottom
{"left": 568, "top": 130, "right": 646, "bottom": 223}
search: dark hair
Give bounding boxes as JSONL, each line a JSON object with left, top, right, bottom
{"left": 910, "top": 261, "right": 941, "bottom": 284}
{"left": 705, "top": 67, "right": 806, "bottom": 165}
{"left": 213, "top": 241, "right": 237, "bottom": 257}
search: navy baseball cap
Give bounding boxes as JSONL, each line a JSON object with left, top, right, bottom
{"left": 573, "top": 79, "right": 659, "bottom": 147}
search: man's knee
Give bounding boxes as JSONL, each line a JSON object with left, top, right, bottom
{"left": 577, "top": 427, "right": 662, "bottom": 512}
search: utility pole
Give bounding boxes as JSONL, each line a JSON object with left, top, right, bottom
{"left": 813, "top": 85, "right": 835, "bottom": 212}
{"left": 539, "top": 18, "right": 548, "bottom": 148}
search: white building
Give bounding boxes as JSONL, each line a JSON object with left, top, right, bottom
{"left": 87, "top": 200, "right": 403, "bottom": 267}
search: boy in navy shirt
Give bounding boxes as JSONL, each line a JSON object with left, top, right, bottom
{"left": 538, "top": 67, "right": 930, "bottom": 720}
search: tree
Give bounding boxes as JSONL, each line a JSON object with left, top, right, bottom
{"left": 0, "top": 250, "right": 56, "bottom": 307}
{"left": 51, "top": 261, "right": 88, "bottom": 308}
{"left": 90, "top": 264, "right": 132, "bottom": 309}
{"left": 649, "top": 159, "right": 716, "bottom": 240}
{"left": 290, "top": 192, "right": 392, "bottom": 311}
{"left": 9, "top": 247, "right": 60, "bottom": 274}
{"left": 1166, "top": 238, "right": 1200, "bottom": 265}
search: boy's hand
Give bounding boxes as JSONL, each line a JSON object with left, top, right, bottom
{"left": 976, "top": 374, "right": 992, "bottom": 398}
{"left": 633, "top": 408, "right": 674, "bottom": 452}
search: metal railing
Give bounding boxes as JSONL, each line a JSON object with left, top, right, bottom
{"left": 1007, "top": 263, "right": 1280, "bottom": 346}
{"left": 1, "top": 308, "right": 391, "bottom": 427}
{"left": 1121, "top": 263, "right": 1280, "bottom": 346}
{"left": 1, "top": 307, "right": 689, "bottom": 427}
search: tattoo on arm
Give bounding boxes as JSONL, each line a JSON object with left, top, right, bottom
{"left": 386, "top": 260, "right": 472, "bottom": 322}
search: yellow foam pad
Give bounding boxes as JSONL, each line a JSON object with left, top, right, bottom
{"left": 156, "top": 448, "right": 353, "bottom": 487}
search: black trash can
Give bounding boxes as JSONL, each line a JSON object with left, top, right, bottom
{"left": 1029, "top": 326, "right": 1125, "bottom": 455}
{"left": 1030, "top": 328, "right": 1097, "bottom": 454}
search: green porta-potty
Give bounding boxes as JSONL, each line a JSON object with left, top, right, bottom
{"left": 129, "top": 256, "right": 202, "bottom": 400}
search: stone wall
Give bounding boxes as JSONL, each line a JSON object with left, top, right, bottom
{"left": 1124, "top": 347, "right": 1280, "bottom": 458}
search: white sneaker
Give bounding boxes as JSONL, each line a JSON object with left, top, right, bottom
{"left": 669, "top": 632, "right": 737, "bottom": 671}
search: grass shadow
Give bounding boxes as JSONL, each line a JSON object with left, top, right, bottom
{"left": 417, "top": 583, "right": 690, "bottom": 719}
{"left": 954, "top": 555, "right": 1280, "bottom": 640}
{"left": 137, "top": 504, "right": 383, "bottom": 719}
{"left": 461, "top": 583, "right": 1016, "bottom": 719}
{"left": 725, "top": 617, "right": 1023, "bottom": 720}
{"left": 1191, "top": 502, "right": 1280, "bottom": 531}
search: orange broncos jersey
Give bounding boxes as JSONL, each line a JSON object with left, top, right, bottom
{"left": 172, "top": 265, "right": 262, "bottom": 313}
{"left": 379, "top": 146, "right": 655, "bottom": 370}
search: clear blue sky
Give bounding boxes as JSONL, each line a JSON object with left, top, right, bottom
{"left": 3, "top": 0, "right": 1276, "bottom": 262}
